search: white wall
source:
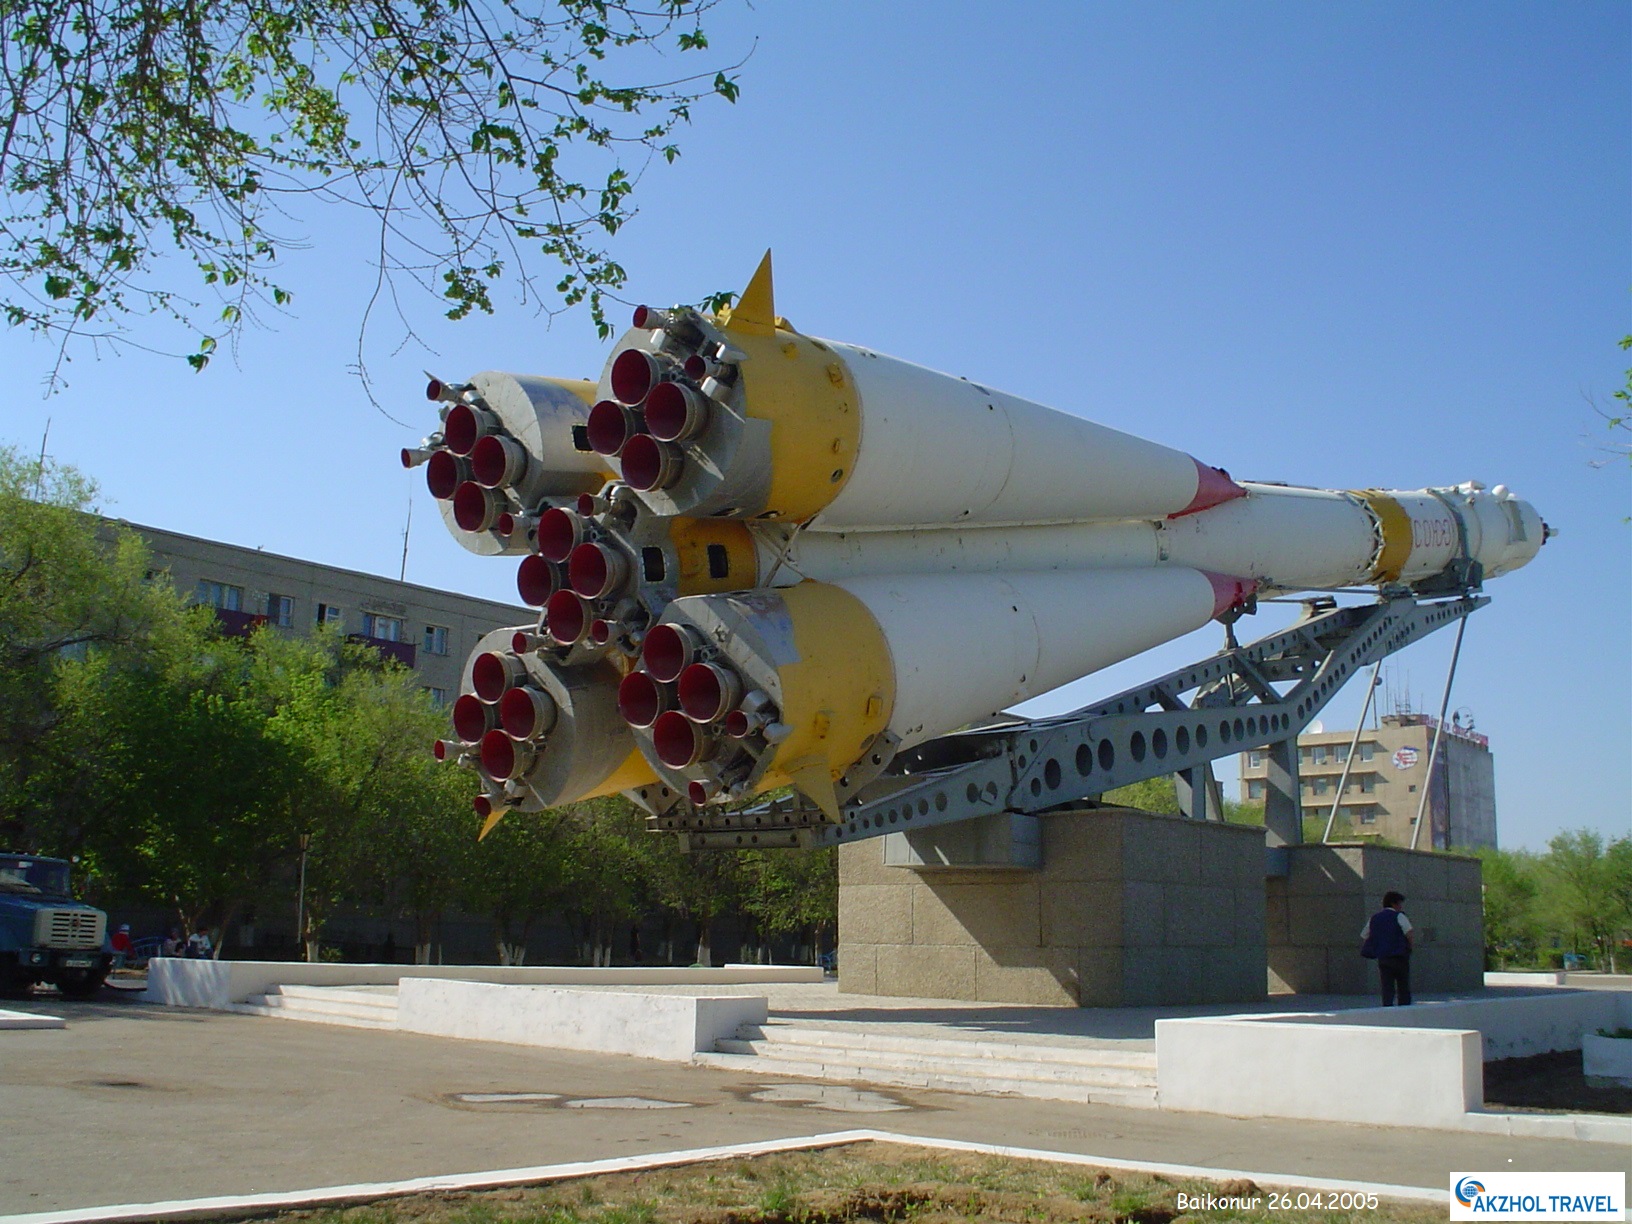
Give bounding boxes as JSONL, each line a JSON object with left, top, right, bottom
{"left": 1156, "top": 1018, "right": 1482, "bottom": 1128}
{"left": 395, "top": 980, "right": 766, "bottom": 1061}
{"left": 143, "top": 958, "right": 821, "bottom": 1009}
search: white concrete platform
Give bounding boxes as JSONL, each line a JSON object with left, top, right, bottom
{"left": 144, "top": 957, "right": 824, "bottom": 1009}
{"left": 396, "top": 979, "right": 766, "bottom": 1061}
{"left": 0, "top": 1006, "right": 66, "bottom": 1030}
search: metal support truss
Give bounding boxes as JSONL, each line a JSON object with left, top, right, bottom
{"left": 653, "top": 591, "right": 1487, "bottom": 850}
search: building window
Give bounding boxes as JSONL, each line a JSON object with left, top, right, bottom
{"left": 1334, "top": 744, "right": 1349, "bottom": 763}
{"left": 362, "top": 613, "right": 404, "bottom": 642}
{"left": 1358, "top": 774, "right": 1376, "bottom": 794}
{"left": 1298, "top": 746, "right": 1311, "bottom": 763}
{"left": 267, "top": 594, "right": 294, "bottom": 628}
{"left": 1247, "top": 750, "right": 1263, "bottom": 768}
{"left": 316, "top": 603, "right": 344, "bottom": 627}
{"left": 1247, "top": 779, "right": 1265, "bottom": 800}
{"left": 1312, "top": 745, "right": 1328, "bottom": 765}
{"left": 423, "top": 625, "right": 450, "bottom": 656}
{"left": 1359, "top": 742, "right": 1376, "bottom": 761}
{"left": 424, "top": 686, "right": 450, "bottom": 706}
{"left": 1359, "top": 809, "right": 1377, "bottom": 824}
{"left": 1313, "top": 777, "right": 1330, "bottom": 795}
{"left": 195, "top": 579, "right": 242, "bottom": 611}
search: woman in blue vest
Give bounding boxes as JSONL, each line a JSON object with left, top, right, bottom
{"left": 1361, "top": 890, "right": 1413, "bottom": 1006}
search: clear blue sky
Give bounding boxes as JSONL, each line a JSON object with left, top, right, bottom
{"left": 4, "top": 3, "right": 1627, "bottom": 848}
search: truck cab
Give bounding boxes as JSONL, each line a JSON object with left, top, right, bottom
{"left": 0, "top": 854, "right": 113, "bottom": 997}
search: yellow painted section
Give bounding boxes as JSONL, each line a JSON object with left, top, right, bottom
{"left": 670, "top": 517, "right": 759, "bottom": 595}
{"left": 730, "top": 329, "right": 861, "bottom": 522}
{"left": 757, "top": 582, "right": 895, "bottom": 819}
{"left": 713, "top": 252, "right": 861, "bottom": 521}
{"left": 541, "top": 376, "right": 599, "bottom": 406}
{"left": 1356, "top": 490, "right": 1413, "bottom": 582}
{"left": 583, "top": 747, "right": 660, "bottom": 799}
{"left": 477, "top": 808, "right": 508, "bottom": 840}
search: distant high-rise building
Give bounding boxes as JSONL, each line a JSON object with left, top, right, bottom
{"left": 1237, "top": 713, "right": 1497, "bottom": 850}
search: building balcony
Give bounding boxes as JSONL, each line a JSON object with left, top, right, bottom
{"left": 213, "top": 608, "right": 268, "bottom": 638}
{"left": 348, "top": 634, "right": 417, "bottom": 668}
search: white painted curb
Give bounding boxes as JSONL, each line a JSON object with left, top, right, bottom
{"left": 0, "top": 1128, "right": 1450, "bottom": 1224}
{"left": 0, "top": 1008, "right": 65, "bottom": 1030}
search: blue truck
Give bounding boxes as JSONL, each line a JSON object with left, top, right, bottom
{"left": 0, "top": 853, "right": 113, "bottom": 997}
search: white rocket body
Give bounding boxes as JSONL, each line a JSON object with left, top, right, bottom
{"left": 757, "top": 481, "right": 1545, "bottom": 595}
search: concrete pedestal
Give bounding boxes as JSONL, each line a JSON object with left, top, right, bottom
{"left": 837, "top": 807, "right": 1267, "bottom": 1007}
{"left": 1266, "top": 843, "right": 1484, "bottom": 996}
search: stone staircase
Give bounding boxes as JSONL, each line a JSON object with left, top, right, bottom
{"left": 694, "top": 1019, "right": 1159, "bottom": 1108}
{"left": 226, "top": 984, "right": 399, "bottom": 1029}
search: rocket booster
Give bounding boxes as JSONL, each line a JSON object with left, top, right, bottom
{"left": 420, "top": 254, "right": 1550, "bottom": 827}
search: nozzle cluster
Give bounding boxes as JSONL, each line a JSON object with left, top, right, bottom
{"left": 615, "top": 622, "right": 783, "bottom": 806}
{"left": 586, "top": 306, "right": 737, "bottom": 493}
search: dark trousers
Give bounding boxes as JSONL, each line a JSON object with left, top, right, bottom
{"left": 1378, "top": 954, "right": 1412, "bottom": 1006}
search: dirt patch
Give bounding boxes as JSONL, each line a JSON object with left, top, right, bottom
{"left": 255, "top": 1142, "right": 1442, "bottom": 1224}
{"left": 1483, "top": 1049, "right": 1632, "bottom": 1114}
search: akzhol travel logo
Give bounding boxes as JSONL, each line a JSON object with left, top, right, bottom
{"left": 1449, "top": 1172, "right": 1624, "bottom": 1221}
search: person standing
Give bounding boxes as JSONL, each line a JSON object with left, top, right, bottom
{"left": 1361, "top": 890, "right": 1413, "bottom": 1006}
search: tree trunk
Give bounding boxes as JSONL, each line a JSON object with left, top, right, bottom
{"left": 694, "top": 921, "right": 712, "bottom": 967}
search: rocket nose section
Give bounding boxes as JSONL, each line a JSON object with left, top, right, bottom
{"left": 1456, "top": 485, "right": 1549, "bottom": 580}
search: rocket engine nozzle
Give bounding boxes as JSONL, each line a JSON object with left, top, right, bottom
{"left": 569, "top": 541, "right": 630, "bottom": 600}
{"left": 425, "top": 450, "right": 467, "bottom": 500}
{"left": 499, "top": 685, "right": 559, "bottom": 740}
{"left": 610, "top": 349, "right": 666, "bottom": 407}
{"left": 536, "top": 507, "right": 586, "bottom": 564}
{"left": 587, "top": 400, "right": 642, "bottom": 457}
{"left": 517, "top": 554, "right": 564, "bottom": 607}
{"left": 453, "top": 482, "right": 504, "bottom": 533}
{"left": 620, "top": 434, "right": 684, "bottom": 491}
{"left": 472, "top": 434, "right": 529, "bottom": 488}
{"left": 641, "top": 623, "right": 701, "bottom": 684}
{"left": 677, "top": 661, "right": 742, "bottom": 724}
{"left": 480, "top": 727, "right": 533, "bottom": 780}
{"left": 452, "top": 693, "right": 494, "bottom": 743}
{"left": 644, "top": 381, "right": 710, "bottom": 443}
{"left": 443, "top": 403, "right": 501, "bottom": 456}
{"left": 652, "top": 709, "right": 717, "bottom": 769}
{"left": 545, "top": 590, "right": 592, "bottom": 646}
{"left": 472, "top": 651, "right": 527, "bottom": 703}
{"left": 617, "top": 671, "right": 672, "bottom": 729}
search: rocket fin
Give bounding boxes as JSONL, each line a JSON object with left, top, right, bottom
{"left": 477, "top": 809, "right": 507, "bottom": 840}
{"left": 785, "top": 754, "right": 842, "bottom": 822}
{"left": 724, "top": 251, "right": 778, "bottom": 337}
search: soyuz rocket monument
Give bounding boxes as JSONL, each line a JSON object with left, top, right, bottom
{"left": 407, "top": 254, "right": 1548, "bottom": 839}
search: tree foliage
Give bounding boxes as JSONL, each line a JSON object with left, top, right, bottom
{"left": 0, "top": 0, "right": 740, "bottom": 380}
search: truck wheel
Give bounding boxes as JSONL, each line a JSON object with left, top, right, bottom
{"left": 56, "top": 969, "right": 108, "bottom": 999}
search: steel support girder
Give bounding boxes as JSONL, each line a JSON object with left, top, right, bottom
{"left": 661, "top": 593, "right": 1486, "bottom": 850}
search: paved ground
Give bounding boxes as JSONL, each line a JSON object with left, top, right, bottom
{"left": 2, "top": 990, "right": 1626, "bottom": 1218}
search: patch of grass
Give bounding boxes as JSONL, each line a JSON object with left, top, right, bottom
{"left": 258, "top": 1142, "right": 1443, "bottom": 1224}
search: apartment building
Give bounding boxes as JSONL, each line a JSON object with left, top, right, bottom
{"left": 1238, "top": 713, "right": 1498, "bottom": 850}
{"left": 125, "top": 521, "right": 532, "bottom": 703}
